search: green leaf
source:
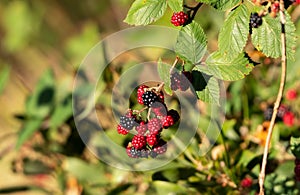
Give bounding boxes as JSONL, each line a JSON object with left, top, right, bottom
{"left": 25, "top": 70, "right": 55, "bottom": 119}
{"left": 167, "top": 0, "right": 183, "bottom": 12}
{"left": 193, "top": 72, "right": 220, "bottom": 105}
{"left": 0, "top": 66, "right": 10, "bottom": 94}
{"left": 16, "top": 119, "right": 43, "bottom": 149}
{"left": 157, "top": 58, "right": 172, "bottom": 95}
{"left": 152, "top": 181, "right": 187, "bottom": 195}
{"left": 219, "top": 4, "right": 250, "bottom": 59}
{"left": 195, "top": 51, "right": 254, "bottom": 81}
{"left": 50, "top": 94, "right": 72, "bottom": 129}
{"left": 251, "top": 12, "right": 296, "bottom": 60}
{"left": 175, "top": 21, "right": 207, "bottom": 64}
{"left": 63, "top": 158, "right": 107, "bottom": 184}
{"left": 195, "top": 0, "right": 217, "bottom": 4}
{"left": 124, "top": 0, "right": 167, "bottom": 26}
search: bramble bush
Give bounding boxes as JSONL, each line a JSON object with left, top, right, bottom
{"left": 3, "top": 0, "right": 300, "bottom": 194}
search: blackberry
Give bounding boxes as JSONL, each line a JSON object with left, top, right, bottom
{"left": 162, "top": 109, "right": 180, "bottom": 128}
{"left": 149, "top": 150, "right": 158, "bottom": 158}
{"left": 139, "top": 149, "right": 149, "bottom": 158}
{"left": 127, "top": 146, "right": 139, "bottom": 158}
{"left": 295, "top": 159, "right": 300, "bottom": 181}
{"left": 250, "top": 13, "right": 263, "bottom": 28}
{"left": 131, "top": 135, "right": 147, "bottom": 149}
{"left": 158, "top": 91, "right": 164, "bottom": 102}
{"left": 171, "top": 71, "right": 189, "bottom": 91}
{"left": 286, "top": 89, "right": 297, "bottom": 100}
{"left": 117, "top": 124, "right": 129, "bottom": 135}
{"left": 171, "top": 11, "right": 189, "bottom": 26}
{"left": 153, "top": 140, "right": 167, "bottom": 154}
{"left": 119, "top": 114, "right": 136, "bottom": 130}
{"left": 146, "top": 134, "right": 159, "bottom": 146}
{"left": 283, "top": 111, "right": 294, "bottom": 127}
{"left": 136, "top": 121, "right": 147, "bottom": 135}
{"left": 241, "top": 177, "right": 253, "bottom": 188}
{"left": 142, "top": 91, "right": 159, "bottom": 107}
{"left": 151, "top": 102, "right": 167, "bottom": 117}
{"left": 148, "top": 118, "right": 162, "bottom": 135}
{"left": 137, "top": 85, "right": 148, "bottom": 105}
{"left": 264, "top": 106, "right": 273, "bottom": 121}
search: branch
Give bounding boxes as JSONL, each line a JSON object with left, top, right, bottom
{"left": 258, "top": 0, "right": 287, "bottom": 194}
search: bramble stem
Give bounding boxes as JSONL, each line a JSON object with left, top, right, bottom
{"left": 258, "top": 0, "right": 287, "bottom": 194}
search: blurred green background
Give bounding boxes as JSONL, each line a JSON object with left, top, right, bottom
{"left": 1, "top": 0, "right": 300, "bottom": 194}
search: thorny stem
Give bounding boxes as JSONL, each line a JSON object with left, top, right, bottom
{"left": 259, "top": 0, "right": 287, "bottom": 194}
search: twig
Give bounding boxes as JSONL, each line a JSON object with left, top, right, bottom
{"left": 258, "top": 1, "right": 287, "bottom": 194}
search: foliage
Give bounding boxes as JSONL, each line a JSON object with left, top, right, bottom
{"left": 0, "top": 0, "right": 300, "bottom": 194}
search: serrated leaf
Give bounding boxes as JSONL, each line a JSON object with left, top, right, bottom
{"left": 210, "top": 0, "right": 240, "bottom": 11}
{"left": 219, "top": 4, "right": 250, "bottom": 59}
{"left": 252, "top": 12, "right": 296, "bottom": 60}
{"left": 124, "top": 0, "right": 167, "bottom": 26}
{"left": 194, "top": 51, "right": 254, "bottom": 81}
{"left": 193, "top": 72, "right": 220, "bottom": 105}
{"left": 175, "top": 21, "right": 207, "bottom": 64}
{"left": 16, "top": 118, "right": 43, "bottom": 149}
{"left": 167, "top": 0, "right": 183, "bottom": 12}
{"left": 157, "top": 58, "right": 172, "bottom": 95}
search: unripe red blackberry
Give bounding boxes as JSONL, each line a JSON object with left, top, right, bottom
{"left": 171, "top": 11, "right": 189, "bottom": 26}
{"left": 117, "top": 124, "right": 129, "bottom": 135}
{"left": 241, "top": 177, "right": 253, "bottom": 188}
{"left": 283, "top": 111, "right": 295, "bottom": 127}
{"left": 131, "top": 135, "right": 146, "bottom": 149}
{"left": 286, "top": 89, "right": 297, "bottom": 100}
{"left": 136, "top": 121, "right": 147, "bottom": 135}
{"left": 148, "top": 118, "right": 162, "bottom": 135}
{"left": 146, "top": 134, "right": 158, "bottom": 146}
{"left": 151, "top": 102, "right": 167, "bottom": 117}
{"left": 162, "top": 109, "right": 180, "bottom": 128}
{"left": 250, "top": 13, "right": 263, "bottom": 28}
{"left": 142, "top": 91, "right": 159, "bottom": 107}
{"left": 137, "top": 85, "right": 149, "bottom": 105}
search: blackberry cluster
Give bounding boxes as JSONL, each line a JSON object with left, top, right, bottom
{"left": 171, "top": 11, "right": 189, "bottom": 26}
{"left": 263, "top": 104, "right": 295, "bottom": 126}
{"left": 250, "top": 13, "right": 263, "bottom": 28}
{"left": 117, "top": 84, "right": 180, "bottom": 159}
{"left": 170, "top": 71, "right": 192, "bottom": 91}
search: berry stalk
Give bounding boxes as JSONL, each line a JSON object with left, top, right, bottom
{"left": 258, "top": 0, "right": 287, "bottom": 194}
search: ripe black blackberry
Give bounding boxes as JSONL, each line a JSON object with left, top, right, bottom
{"left": 250, "top": 13, "right": 263, "bottom": 28}
{"left": 142, "top": 91, "right": 159, "bottom": 107}
{"left": 119, "top": 114, "right": 136, "bottom": 130}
